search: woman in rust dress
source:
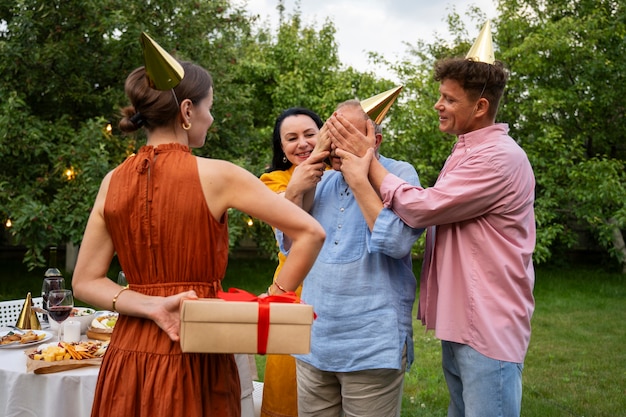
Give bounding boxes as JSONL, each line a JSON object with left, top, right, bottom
{"left": 72, "top": 36, "right": 325, "bottom": 417}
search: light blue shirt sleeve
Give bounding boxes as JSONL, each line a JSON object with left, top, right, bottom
{"left": 369, "top": 207, "right": 423, "bottom": 259}
{"left": 368, "top": 157, "right": 425, "bottom": 258}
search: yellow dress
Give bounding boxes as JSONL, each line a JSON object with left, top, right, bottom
{"left": 259, "top": 165, "right": 300, "bottom": 417}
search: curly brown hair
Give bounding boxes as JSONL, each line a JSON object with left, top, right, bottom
{"left": 434, "top": 58, "right": 509, "bottom": 120}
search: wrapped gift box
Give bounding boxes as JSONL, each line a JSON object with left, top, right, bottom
{"left": 180, "top": 298, "right": 313, "bottom": 354}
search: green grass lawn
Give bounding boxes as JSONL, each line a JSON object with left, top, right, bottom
{"left": 1, "top": 254, "right": 624, "bottom": 416}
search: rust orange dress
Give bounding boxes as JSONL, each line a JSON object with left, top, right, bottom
{"left": 90, "top": 143, "right": 241, "bottom": 417}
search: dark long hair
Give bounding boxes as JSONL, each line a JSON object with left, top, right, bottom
{"left": 267, "top": 107, "right": 324, "bottom": 172}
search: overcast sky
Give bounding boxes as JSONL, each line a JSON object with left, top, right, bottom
{"left": 242, "top": 0, "right": 498, "bottom": 80}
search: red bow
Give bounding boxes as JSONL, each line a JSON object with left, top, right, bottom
{"left": 216, "top": 288, "right": 302, "bottom": 354}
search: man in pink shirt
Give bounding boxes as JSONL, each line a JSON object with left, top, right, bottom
{"left": 328, "top": 22, "right": 535, "bottom": 417}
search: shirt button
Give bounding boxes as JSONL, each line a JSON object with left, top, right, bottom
{"left": 334, "top": 241, "right": 338, "bottom": 245}
{"left": 338, "top": 224, "right": 342, "bottom": 229}
{"left": 340, "top": 207, "right": 345, "bottom": 212}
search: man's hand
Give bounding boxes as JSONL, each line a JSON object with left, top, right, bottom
{"left": 335, "top": 147, "right": 375, "bottom": 188}
{"left": 327, "top": 112, "right": 376, "bottom": 157}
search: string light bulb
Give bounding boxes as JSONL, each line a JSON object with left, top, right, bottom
{"left": 247, "top": 217, "right": 254, "bottom": 227}
{"left": 65, "top": 166, "right": 76, "bottom": 181}
{"left": 5, "top": 218, "right": 12, "bottom": 228}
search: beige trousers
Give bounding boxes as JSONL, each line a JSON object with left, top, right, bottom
{"left": 295, "top": 353, "right": 406, "bottom": 417}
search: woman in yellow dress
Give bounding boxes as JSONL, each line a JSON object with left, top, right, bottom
{"left": 259, "top": 107, "right": 328, "bottom": 417}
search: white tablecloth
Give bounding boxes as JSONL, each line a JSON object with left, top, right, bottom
{"left": 0, "top": 330, "right": 263, "bottom": 417}
{"left": 0, "top": 330, "right": 99, "bottom": 417}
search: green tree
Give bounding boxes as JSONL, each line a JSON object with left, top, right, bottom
{"left": 0, "top": 0, "right": 389, "bottom": 268}
{"left": 497, "top": 0, "right": 626, "bottom": 271}
{"left": 381, "top": 2, "right": 626, "bottom": 271}
{"left": 0, "top": 0, "right": 260, "bottom": 268}
{"left": 228, "top": 4, "right": 391, "bottom": 258}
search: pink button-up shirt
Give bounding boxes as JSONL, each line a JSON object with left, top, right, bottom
{"left": 380, "top": 124, "right": 535, "bottom": 363}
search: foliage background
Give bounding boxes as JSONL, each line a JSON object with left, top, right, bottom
{"left": 0, "top": 0, "right": 624, "bottom": 272}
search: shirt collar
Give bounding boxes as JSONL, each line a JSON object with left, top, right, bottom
{"left": 457, "top": 123, "right": 509, "bottom": 148}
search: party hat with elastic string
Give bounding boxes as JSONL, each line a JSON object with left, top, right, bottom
{"left": 465, "top": 20, "right": 495, "bottom": 64}
{"left": 360, "top": 85, "right": 403, "bottom": 124}
{"left": 140, "top": 32, "right": 185, "bottom": 90}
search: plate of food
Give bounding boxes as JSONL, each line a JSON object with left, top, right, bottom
{"left": 0, "top": 329, "right": 52, "bottom": 349}
{"left": 86, "top": 312, "right": 118, "bottom": 341}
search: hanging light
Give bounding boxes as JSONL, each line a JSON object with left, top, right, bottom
{"left": 246, "top": 217, "right": 254, "bottom": 227}
{"left": 105, "top": 121, "right": 112, "bottom": 134}
{"left": 5, "top": 218, "right": 12, "bottom": 228}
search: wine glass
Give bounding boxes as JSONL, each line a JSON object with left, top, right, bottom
{"left": 41, "top": 277, "right": 65, "bottom": 323}
{"left": 47, "top": 289, "right": 74, "bottom": 343}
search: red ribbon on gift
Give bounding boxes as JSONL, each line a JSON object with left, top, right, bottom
{"left": 216, "top": 288, "right": 302, "bottom": 355}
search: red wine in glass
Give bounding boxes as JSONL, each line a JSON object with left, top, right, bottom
{"left": 48, "top": 306, "right": 73, "bottom": 322}
{"left": 42, "top": 277, "right": 65, "bottom": 324}
{"left": 47, "top": 289, "right": 74, "bottom": 343}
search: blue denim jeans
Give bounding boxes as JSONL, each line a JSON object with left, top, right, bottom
{"left": 441, "top": 341, "right": 523, "bottom": 417}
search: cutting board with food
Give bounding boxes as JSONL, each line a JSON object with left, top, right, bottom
{"left": 26, "top": 340, "right": 109, "bottom": 374}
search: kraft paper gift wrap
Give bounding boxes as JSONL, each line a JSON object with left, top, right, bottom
{"left": 180, "top": 289, "right": 314, "bottom": 354}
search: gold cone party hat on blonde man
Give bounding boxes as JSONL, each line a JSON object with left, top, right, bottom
{"left": 360, "top": 86, "right": 403, "bottom": 125}
{"left": 140, "top": 32, "right": 185, "bottom": 91}
{"left": 465, "top": 20, "right": 495, "bottom": 64}
{"left": 15, "top": 292, "right": 41, "bottom": 330}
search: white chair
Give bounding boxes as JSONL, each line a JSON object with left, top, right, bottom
{"left": 0, "top": 297, "right": 45, "bottom": 328}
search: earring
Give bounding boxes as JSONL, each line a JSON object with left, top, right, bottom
{"left": 182, "top": 122, "right": 191, "bottom": 130}
{"left": 282, "top": 155, "right": 287, "bottom": 163}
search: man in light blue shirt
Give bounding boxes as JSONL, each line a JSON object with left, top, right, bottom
{"left": 277, "top": 99, "right": 424, "bottom": 417}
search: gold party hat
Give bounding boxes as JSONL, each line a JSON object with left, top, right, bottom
{"left": 140, "top": 32, "right": 185, "bottom": 91}
{"left": 15, "top": 292, "right": 41, "bottom": 330}
{"left": 360, "top": 86, "right": 403, "bottom": 125}
{"left": 465, "top": 20, "right": 495, "bottom": 64}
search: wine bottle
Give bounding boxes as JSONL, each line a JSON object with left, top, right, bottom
{"left": 42, "top": 247, "right": 64, "bottom": 323}
{"left": 44, "top": 246, "right": 62, "bottom": 278}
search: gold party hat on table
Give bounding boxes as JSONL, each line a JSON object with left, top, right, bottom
{"left": 465, "top": 20, "right": 495, "bottom": 64}
{"left": 360, "top": 86, "right": 403, "bottom": 124}
{"left": 140, "top": 32, "right": 185, "bottom": 91}
{"left": 15, "top": 292, "right": 41, "bottom": 330}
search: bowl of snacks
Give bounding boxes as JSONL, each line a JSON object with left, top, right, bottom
{"left": 86, "top": 311, "right": 118, "bottom": 341}
{"left": 49, "top": 307, "right": 96, "bottom": 333}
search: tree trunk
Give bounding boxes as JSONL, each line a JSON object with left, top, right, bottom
{"left": 608, "top": 218, "right": 626, "bottom": 274}
{"left": 65, "top": 242, "right": 79, "bottom": 273}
